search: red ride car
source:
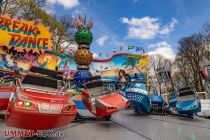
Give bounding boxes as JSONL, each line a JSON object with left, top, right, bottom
{"left": 0, "top": 75, "right": 17, "bottom": 111}
{"left": 82, "top": 80, "right": 129, "bottom": 119}
{"left": 6, "top": 67, "right": 77, "bottom": 130}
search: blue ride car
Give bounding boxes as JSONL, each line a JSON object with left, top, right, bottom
{"left": 176, "top": 88, "right": 201, "bottom": 116}
{"left": 119, "top": 80, "right": 150, "bottom": 113}
{"left": 149, "top": 93, "right": 165, "bottom": 113}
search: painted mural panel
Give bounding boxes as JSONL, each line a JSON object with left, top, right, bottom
{"left": 37, "top": 53, "right": 57, "bottom": 70}
{"left": 0, "top": 46, "right": 33, "bottom": 73}
{"left": 91, "top": 54, "right": 148, "bottom": 82}
{"left": 0, "top": 14, "right": 53, "bottom": 54}
{"left": 56, "top": 56, "right": 77, "bottom": 77}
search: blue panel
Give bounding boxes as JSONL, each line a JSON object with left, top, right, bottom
{"left": 73, "top": 100, "right": 87, "bottom": 110}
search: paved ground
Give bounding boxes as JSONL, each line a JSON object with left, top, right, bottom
{"left": 1, "top": 109, "right": 210, "bottom": 140}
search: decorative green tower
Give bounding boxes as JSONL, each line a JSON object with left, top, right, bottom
{"left": 73, "top": 16, "right": 93, "bottom": 87}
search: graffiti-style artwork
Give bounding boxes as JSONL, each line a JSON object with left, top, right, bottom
{"left": 0, "top": 46, "right": 32, "bottom": 73}
{"left": 0, "top": 14, "right": 53, "bottom": 54}
{"left": 56, "top": 57, "right": 77, "bottom": 77}
{"left": 91, "top": 54, "right": 148, "bottom": 82}
{"left": 37, "top": 53, "right": 57, "bottom": 70}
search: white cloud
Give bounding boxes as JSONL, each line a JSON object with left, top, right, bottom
{"left": 44, "top": 5, "right": 55, "bottom": 15}
{"left": 47, "top": 0, "right": 79, "bottom": 9}
{"left": 159, "top": 18, "right": 178, "bottom": 35}
{"left": 93, "top": 53, "right": 99, "bottom": 59}
{"left": 147, "top": 41, "right": 170, "bottom": 49}
{"left": 121, "top": 17, "right": 160, "bottom": 40}
{"left": 121, "top": 17, "right": 178, "bottom": 40}
{"left": 96, "top": 35, "right": 109, "bottom": 46}
{"left": 147, "top": 41, "right": 176, "bottom": 60}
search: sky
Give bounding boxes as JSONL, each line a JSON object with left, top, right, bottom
{"left": 46, "top": 0, "right": 210, "bottom": 60}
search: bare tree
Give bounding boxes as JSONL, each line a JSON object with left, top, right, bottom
{"left": 177, "top": 33, "right": 207, "bottom": 91}
{"left": 52, "top": 15, "right": 76, "bottom": 51}
{"left": 0, "top": 0, "right": 46, "bottom": 17}
{"left": 173, "top": 55, "right": 194, "bottom": 89}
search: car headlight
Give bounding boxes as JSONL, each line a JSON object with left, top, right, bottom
{"left": 191, "top": 104, "right": 196, "bottom": 108}
{"left": 65, "top": 105, "right": 71, "bottom": 111}
{"left": 40, "top": 103, "right": 50, "bottom": 111}
{"left": 190, "top": 101, "right": 197, "bottom": 108}
{"left": 24, "top": 102, "right": 31, "bottom": 108}
{"left": 15, "top": 100, "right": 36, "bottom": 110}
{"left": 176, "top": 104, "right": 180, "bottom": 109}
{"left": 17, "top": 101, "right": 24, "bottom": 106}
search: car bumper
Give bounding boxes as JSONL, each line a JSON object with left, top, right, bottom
{"left": 177, "top": 107, "right": 201, "bottom": 115}
{"left": 6, "top": 108, "right": 76, "bottom": 130}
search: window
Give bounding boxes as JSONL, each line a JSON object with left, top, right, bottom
{"left": 22, "top": 75, "right": 58, "bottom": 89}
{"left": 85, "top": 80, "right": 111, "bottom": 98}
{"left": 0, "top": 77, "right": 16, "bottom": 87}
{"left": 130, "top": 82, "right": 146, "bottom": 89}
{"left": 179, "top": 90, "right": 195, "bottom": 101}
{"left": 87, "top": 86, "right": 110, "bottom": 98}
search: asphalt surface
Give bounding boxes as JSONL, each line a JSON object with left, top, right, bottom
{"left": 0, "top": 109, "right": 210, "bottom": 140}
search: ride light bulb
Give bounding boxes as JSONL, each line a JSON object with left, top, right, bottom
{"left": 24, "top": 102, "right": 31, "bottom": 108}
{"left": 17, "top": 101, "right": 24, "bottom": 106}
{"left": 65, "top": 105, "right": 71, "bottom": 111}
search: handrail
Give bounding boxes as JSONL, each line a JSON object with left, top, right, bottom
{"left": 21, "top": 86, "right": 66, "bottom": 95}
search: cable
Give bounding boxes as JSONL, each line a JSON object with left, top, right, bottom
{"left": 110, "top": 119, "right": 152, "bottom": 140}
{"left": 139, "top": 115, "right": 210, "bottom": 130}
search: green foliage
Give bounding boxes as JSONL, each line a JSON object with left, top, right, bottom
{"left": 52, "top": 51, "right": 72, "bottom": 59}
{"left": 75, "top": 29, "right": 93, "bottom": 45}
{"left": 122, "top": 57, "right": 139, "bottom": 69}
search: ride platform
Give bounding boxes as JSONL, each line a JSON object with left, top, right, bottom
{"left": 0, "top": 109, "right": 210, "bottom": 140}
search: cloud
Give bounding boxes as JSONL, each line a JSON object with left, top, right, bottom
{"left": 47, "top": 0, "right": 79, "bottom": 9}
{"left": 147, "top": 41, "right": 170, "bottom": 49}
{"left": 121, "top": 17, "right": 178, "bottom": 40}
{"left": 147, "top": 41, "right": 176, "bottom": 60}
{"left": 44, "top": 5, "right": 55, "bottom": 15}
{"left": 96, "top": 35, "right": 109, "bottom": 46}
{"left": 93, "top": 53, "right": 99, "bottom": 59}
{"left": 159, "top": 18, "right": 178, "bottom": 35}
{"left": 132, "top": 0, "right": 140, "bottom": 3}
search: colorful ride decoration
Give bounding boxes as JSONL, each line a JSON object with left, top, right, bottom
{"left": 92, "top": 53, "right": 149, "bottom": 83}
{"left": 0, "top": 14, "right": 54, "bottom": 75}
{"left": 0, "top": 14, "right": 53, "bottom": 55}
{"left": 73, "top": 16, "right": 93, "bottom": 87}
{"left": 156, "top": 67, "right": 172, "bottom": 84}
{"left": 156, "top": 67, "right": 173, "bottom": 102}
{"left": 0, "top": 46, "right": 33, "bottom": 73}
{"left": 74, "top": 49, "right": 93, "bottom": 65}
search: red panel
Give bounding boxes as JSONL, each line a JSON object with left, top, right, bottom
{"left": 0, "top": 87, "right": 15, "bottom": 92}
{"left": 82, "top": 91, "right": 92, "bottom": 111}
{"left": 0, "top": 99, "right": 9, "bottom": 111}
{"left": 20, "top": 89, "right": 69, "bottom": 104}
{"left": 98, "top": 93, "right": 128, "bottom": 109}
{"left": 6, "top": 105, "right": 76, "bottom": 130}
{"left": 95, "top": 106, "right": 118, "bottom": 117}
